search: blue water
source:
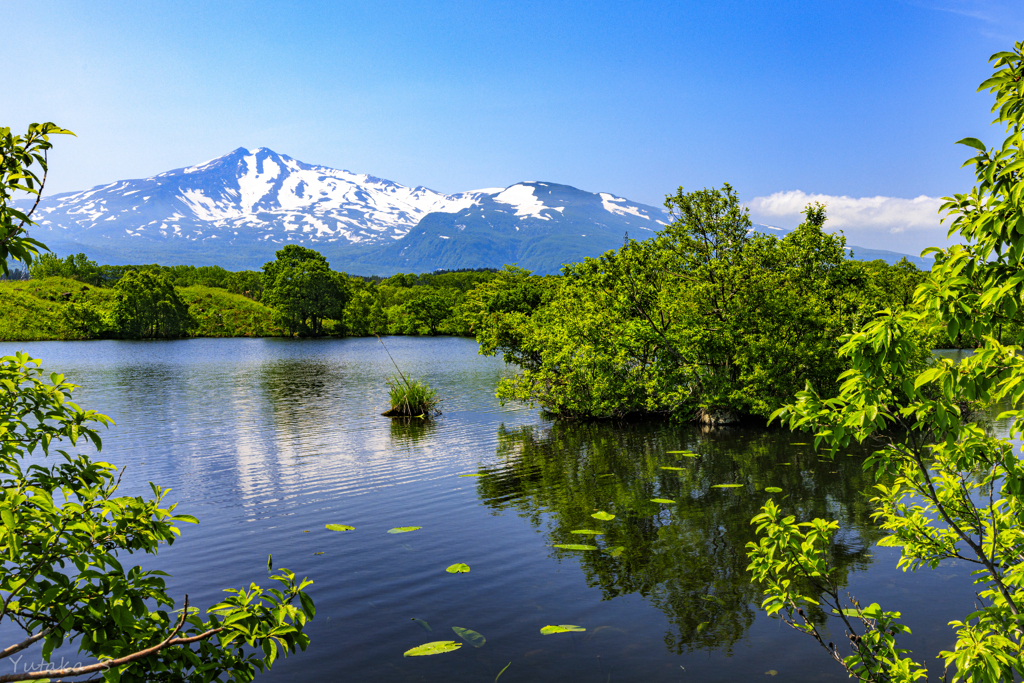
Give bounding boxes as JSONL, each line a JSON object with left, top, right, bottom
{"left": 0, "top": 337, "right": 985, "bottom": 681}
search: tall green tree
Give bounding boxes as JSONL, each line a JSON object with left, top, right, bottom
{"left": 111, "top": 270, "right": 190, "bottom": 339}
{"left": 470, "top": 188, "right": 897, "bottom": 420}
{"left": 262, "top": 246, "right": 349, "bottom": 336}
{"left": 748, "top": 42, "right": 1024, "bottom": 682}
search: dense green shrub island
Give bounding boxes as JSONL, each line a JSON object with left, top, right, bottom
{"left": 464, "top": 195, "right": 933, "bottom": 422}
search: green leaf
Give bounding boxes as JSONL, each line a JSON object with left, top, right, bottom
{"left": 495, "top": 662, "right": 512, "bottom": 682}
{"left": 403, "top": 640, "right": 462, "bottom": 657}
{"left": 712, "top": 484, "right": 743, "bottom": 488}
{"left": 458, "top": 473, "right": 484, "bottom": 477}
{"left": 446, "top": 563, "right": 470, "bottom": 573}
{"left": 764, "top": 487, "right": 783, "bottom": 493}
{"left": 650, "top": 498, "right": 676, "bottom": 504}
{"left": 541, "top": 624, "right": 586, "bottom": 634}
{"left": 956, "top": 137, "right": 987, "bottom": 152}
{"left": 591, "top": 511, "right": 615, "bottom": 520}
{"left": 570, "top": 529, "right": 604, "bottom": 535}
{"left": 552, "top": 544, "right": 598, "bottom": 551}
{"left": 387, "top": 526, "right": 421, "bottom": 534}
{"left": 0, "top": 508, "right": 14, "bottom": 529}
{"left": 325, "top": 524, "right": 354, "bottom": 531}
{"left": 660, "top": 466, "right": 685, "bottom": 470}
{"left": 411, "top": 617, "right": 432, "bottom": 632}
{"left": 452, "top": 626, "right": 486, "bottom": 647}
{"left": 267, "top": 554, "right": 272, "bottom": 571}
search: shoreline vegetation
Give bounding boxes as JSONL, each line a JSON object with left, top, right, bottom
{"left": 2, "top": 220, "right": 947, "bottom": 424}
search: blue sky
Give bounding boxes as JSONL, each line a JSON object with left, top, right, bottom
{"left": 5, "top": 0, "right": 1023, "bottom": 253}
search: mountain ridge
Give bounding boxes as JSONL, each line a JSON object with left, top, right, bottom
{"left": 18, "top": 148, "right": 931, "bottom": 274}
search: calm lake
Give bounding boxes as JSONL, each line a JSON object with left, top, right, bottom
{"left": 0, "top": 338, "right": 991, "bottom": 682}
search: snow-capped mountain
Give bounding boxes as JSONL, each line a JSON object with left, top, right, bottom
{"left": 21, "top": 148, "right": 668, "bottom": 274}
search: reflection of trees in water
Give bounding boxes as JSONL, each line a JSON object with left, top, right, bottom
{"left": 258, "top": 359, "right": 336, "bottom": 404}
{"left": 257, "top": 359, "right": 347, "bottom": 444}
{"left": 388, "top": 416, "right": 437, "bottom": 446}
{"left": 477, "top": 421, "right": 886, "bottom": 655}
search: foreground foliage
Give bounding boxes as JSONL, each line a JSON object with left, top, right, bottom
{"left": 0, "top": 123, "right": 73, "bottom": 275}
{"left": 747, "top": 42, "right": 1024, "bottom": 682}
{"left": 0, "top": 352, "right": 314, "bottom": 681}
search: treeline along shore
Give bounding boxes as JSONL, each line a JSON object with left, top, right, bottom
{"left": 2, "top": 183, "right": 971, "bottom": 423}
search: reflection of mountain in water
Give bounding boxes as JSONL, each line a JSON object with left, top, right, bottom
{"left": 476, "top": 421, "right": 886, "bottom": 655}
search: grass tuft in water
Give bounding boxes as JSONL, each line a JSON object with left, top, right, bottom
{"left": 384, "top": 375, "right": 440, "bottom": 417}
{"left": 377, "top": 334, "right": 441, "bottom": 418}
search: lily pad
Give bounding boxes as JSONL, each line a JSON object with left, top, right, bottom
{"left": 411, "top": 617, "right": 432, "bottom": 632}
{"left": 325, "top": 524, "right": 354, "bottom": 532}
{"left": 606, "top": 546, "right": 625, "bottom": 557}
{"left": 711, "top": 484, "right": 743, "bottom": 489}
{"left": 446, "top": 563, "right": 471, "bottom": 573}
{"left": 660, "top": 466, "right": 685, "bottom": 471}
{"left": 387, "top": 526, "right": 421, "bottom": 534}
{"left": 650, "top": 498, "right": 676, "bottom": 504}
{"left": 541, "top": 624, "right": 586, "bottom": 634}
{"left": 552, "top": 543, "right": 598, "bottom": 551}
{"left": 570, "top": 529, "right": 604, "bottom": 535}
{"left": 764, "top": 486, "right": 783, "bottom": 493}
{"left": 591, "top": 511, "right": 615, "bottom": 521}
{"left": 403, "top": 640, "right": 461, "bottom": 657}
{"left": 452, "top": 626, "right": 486, "bottom": 648}
{"left": 313, "top": 551, "right": 324, "bottom": 555}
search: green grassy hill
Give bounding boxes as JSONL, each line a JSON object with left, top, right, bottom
{"left": 0, "top": 278, "right": 283, "bottom": 341}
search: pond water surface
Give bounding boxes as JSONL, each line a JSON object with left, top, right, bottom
{"left": 0, "top": 337, "right": 990, "bottom": 682}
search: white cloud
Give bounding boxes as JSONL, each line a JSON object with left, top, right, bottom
{"left": 746, "top": 190, "right": 957, "bottom": 254}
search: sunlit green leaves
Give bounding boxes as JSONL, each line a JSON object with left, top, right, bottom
{"left": 591, "top": 511, "right": 615, "bottom": 520}
{"left": 764, "top": 487, "right": 783, "bottom": 494}
{"left": 0, "top": 123, "right": 74, "bottom": 273}
{"left": 325, "top": 524, "right": 354, "bottom": 531}
{"left": 446, "top": 563, "right": 470, "bottom": 573}
{"left": 403, "top": 641, "right": 462, "bottom": 657}
{"left": 570, "top": 529, "right": 604, "bottom": 535}
{"left": 650, "top": 498, "right": 676, "bottom": 504}
{"left": 541, "top": 625, "right": 586, "bottom": 634}
{"left": 552, "top": 544, "right": 598, "bottom": 551}
{"left": 712, "top": 484, "right": 743, "bottom": 489}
